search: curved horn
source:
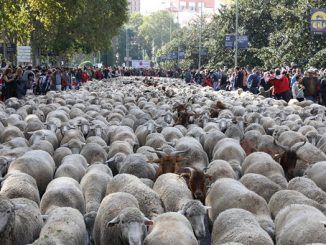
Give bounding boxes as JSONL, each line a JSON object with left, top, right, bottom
{"left": 293, "top": 140, "right": 307, "bottom": 152}
{"left": 148, "top": 150, "right": 167, "bottom": 158}
{"left": 273, "top": 139, "right": 289, "bottom": 151}
{"left": 171, "top": 148, "right": 189, "bottom": 156}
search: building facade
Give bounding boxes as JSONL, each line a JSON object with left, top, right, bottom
{"left": 128, "top": 0, "right": 141, "bottom": 13}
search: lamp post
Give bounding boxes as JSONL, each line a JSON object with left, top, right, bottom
{"left": 126, "top": 27, "right": 129, "bottom": 67}
{"left": 198, "top": 0, "right": 203, "bottom": 70}
{"left": 235, "top": 0, "right": 239, "bottom": 67}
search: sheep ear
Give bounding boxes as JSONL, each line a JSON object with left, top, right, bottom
{"left": 177, "top": 209, "right": 186, "bottom": 216}
{"left": 107, "top": 216, "right": 120, "bottom": 227}
{"left": 143, "top": 217, "right": 154, "bottom": 226}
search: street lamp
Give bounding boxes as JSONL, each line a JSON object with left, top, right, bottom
{"left": 235, "top": 0, "right": 239, "bottom": 67}
{"left": 198, "top": 0, "right": 203, "bottom": 70}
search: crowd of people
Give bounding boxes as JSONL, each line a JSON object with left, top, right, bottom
{"left": 0, "top": 58, "right": 325, "bottom": 106}
{"left": 182, "top": 66, "right": 326, "bottom": 105}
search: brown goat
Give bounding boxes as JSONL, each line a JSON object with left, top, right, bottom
{"left": 273, "top": 139, "right": 307, "bottom": 180}
{"left": 177, "top": 167, "right": 207, "bottom": 204}
{"left": 149, "top": 149, "right": 188, "bottom": 179}
{"left": 210, "top": 101, "right": 226, "bottom": 118}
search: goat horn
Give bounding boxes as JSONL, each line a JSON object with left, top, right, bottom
{"left": 171, "top": 149, "right": 189, "bottom": 156}
{"left": 148, "top": 150, "right": 167, "bottom": 157}
{"left": 273, "top": 139, "right": 289, "bottom": 151}
{"left": 293, "top": 140, "right": 307, "bottom": 152}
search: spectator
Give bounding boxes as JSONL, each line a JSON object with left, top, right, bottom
{"left": 54, "top": 68, "right": 62, "bottom": 91}
{"left": 292, "top": 75, "right": 305, "bottom": 102}
{"left": 15, "top": 67, "right": 26, "bottom": 99}
{"left": 2, "top": 68, "right": 16, "bottom": 99}
{"left": 269, "top": 68, "right": 290, "bottom": 102}
{"left": 247, "top": 68, "right": 260, "bottom": 94}
{"left": 319, "top": 70, "right": 326, "bottom": 106}
{"left": 302, "top": 69, "right": 319, "bottom": 102}
{"left": 234, "top": 66, "right": 244, "bottom": 89}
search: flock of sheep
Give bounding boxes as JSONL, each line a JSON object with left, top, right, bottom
{"left": 0, "top": 76, "right": 325, "bottom": 245}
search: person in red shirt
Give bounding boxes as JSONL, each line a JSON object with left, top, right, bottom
{"left": 269, "top": 69, "right": 290, "bottom": 102}
{"left": 82, "top": 71, "right": 89, "bottom": 83}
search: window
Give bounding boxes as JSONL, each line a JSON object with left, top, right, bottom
{"left": 189, "top": 2, "right": 196, "bottom": 11}
{"left": 180, "top": 1, "right": 186, "bottom": 11}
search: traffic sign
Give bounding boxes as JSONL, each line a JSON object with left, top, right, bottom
{"left": 225, "top": 35, "right": 249, "bottom": 49}
{"left": 17, "top": 45, "right": 31, "bottom": 63}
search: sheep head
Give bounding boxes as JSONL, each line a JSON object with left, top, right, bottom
{"left": 107, "top": 207, "right": 153, "bottom": 245}
{"left": 178, "top": 200, "right": 210, "bottom": 239}
{"left": 273, "top": 139, "right": 307, "bottom": 180}
{"left": 177, "top": 167, "right": 207, "bottom": 204}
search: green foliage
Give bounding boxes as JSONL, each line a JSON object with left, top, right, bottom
{"left": 0, "top": 0, "right": 128, "bottom": 62}
{"left": 158, "top": 0, "right": 326, "bottom": 69}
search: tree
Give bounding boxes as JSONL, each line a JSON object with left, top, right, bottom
{"left": 139, "top": 10, "right": 179, "bottom": 59}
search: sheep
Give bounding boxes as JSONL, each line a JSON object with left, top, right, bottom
{"left": 241, "top": 152, "right": 288, "bottom": 188}
{"left": 240, "top": 173, "right": 282, "bottom": 203}
{"left": 7, "top": 150, "right": 55, "bottom": 195}
{"left": 268, "top": 190, "right": 326, "bottom": 218}
{"left": 93, "top": 192, "right": 152, "bottom": 245}
{"left": 175, "top": 136, "right": 209, "bottom": 169}
{"left": 0, "top": 196, "right": 43, "bottom": 245}
{"left": 40, "top": 177, "right": 85, "bottom": 215}
{"left": 204, "top": 160, "right": 237, "bottom": 183}
{"left": 35, "top": 207, "right": 87, "bottom": 245}
{"left": 202, "top": 131, "right": 226, "bottom": 160}
{"left": 106, "top": 174, "right": 164, "bottom": 219}
{"left": 81, "top": 164, "right": 113, "bottom": 213}
{"left": 30, "top": 140, "right": 54, "bottom": 155}
{"left": 288, "top": 177, "right": 326, "bottom": 204}
{"left": 0, "top": 172, "right": 40, "bottom": 204}
{"left": 305, "top": 161, "right": 326, "bottom": 192}
{"left": 54, "top": 154, "right": 88, "bottom": 182}
{"left": 275, "top": 204, "right": 326, "bottom": 245}
{"left": 0, "top": 126, "right": 25, "bottom": 143}
{"left": 211, "top": 209, "right": 274, "bottom": 245}
{"left": 107, "top": 140, "right": 133, "bottom": 159}
{"left": 117, "top": 154, "right": 156, "bottom": 180}
{"left": 28, "top": 129, "right": 59, "bottom": 150}
{"left": 144, "top": 212, "right": 198, "bottom": 245}
{"left": 153, "top": 173, "right": 209, "bottom": 239}
{"left": 53, "top": 146, "right": 72, "bottom": 167}
{"left": 212, "top": 138, "right": 246, "bottom": 178}
{"left": 206, "top": 178, "right": 274, "bottom": 238}
{"left": 80, "top": 143, "right": 108, "bottom": 164}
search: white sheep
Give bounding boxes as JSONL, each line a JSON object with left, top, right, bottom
{"left": 305, "top": 161, "right": 326, "bottom": 192}
{"left": 0, "top": 172, "right": 40, "bottom": 204}
{"left": 212, "top": 208, "right": 273, "bottom": 245}
{"left": 206, "top": 178, "right": 274, "bottom": 239}
{"left": 54, "top": 154, "right": 88, "bottom": 182}
{"left": 288, "top": 177, "right": 326, "bottom": 204}
{"left": 7, "top": 150, "right": 55, "bottom": 195}
{"left": 53, "top": 146, "right": 72, "bottom": 167}
{"left": 0, "top": 196, "right": 43, "bottom": 245}
{"left": 275, "top": 204, "right": 326, "bottom": 245}
{"left": 35, "top": 207, "right": 87, "bottom": 245}
{"left": 240, "top": 173, "right": 282, "bottom": 203}
{"left": 241, "top": 152, "right": 288, "bottom": 188}
{"left": 204, "top": 160, "right": 237, "bottom": 183}
{"left": 93, "top": 192, "right": 152, "bottom": 245}
{"left": 144, "top": 212, "right": 198, "bottom": 245}
{"left": 268, "top": 189, "right": 326, "bottom": 218}
{"left": 153, "top": 173, "right": 209, "bottom": 239}
{"left": 40, "top": 177, "right": 85, "bottom": 214}
{"left": 106, "top": 173, "right": 164, "bottom": 219}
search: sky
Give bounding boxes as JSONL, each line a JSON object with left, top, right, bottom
{"left": 140, "top": 0, "right": 170, "bottom": 15}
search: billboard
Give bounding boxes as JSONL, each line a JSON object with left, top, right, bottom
{"left": 311, "top": 8, "right": 326, "bottom": 34}
{"left": 131, "top": 60, "right": 151, "bottom": 68}
{"left": 225, "top": 35, "right": 249, "bottom": 49}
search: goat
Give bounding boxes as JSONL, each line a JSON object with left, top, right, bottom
{"left": 273, "top": 139, "right": 307, "bottom": 180}
{"left": 177, "top": 167, "right": 207, "bottom": 204}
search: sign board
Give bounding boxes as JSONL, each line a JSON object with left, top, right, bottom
{"left": 131, "top": 60, "right": 151, "bottom": 68}
{"left": 310, "top": 8, "right": 326, "bottom": 34}
{"left": 224, "top": 35, "right": 249, "bottom": 49}
{"left": 17, "top": 46, "right": 31, "bottom": 63}
{"left": 192, "top": 48, "right": 208, "bottom": 56}
{"left": 0, "top": 43, "right": 16, "bottom": 54}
